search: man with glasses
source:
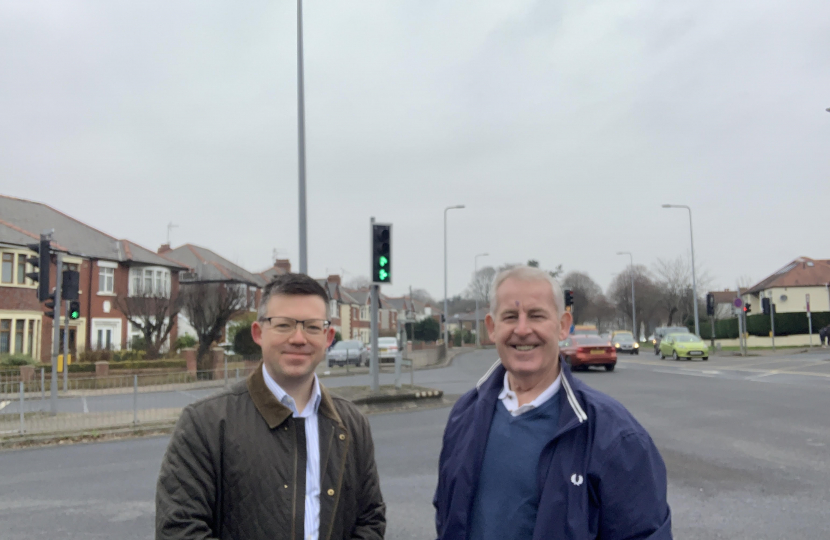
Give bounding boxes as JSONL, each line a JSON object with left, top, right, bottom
{"left": 156, "top": 274, "right": 385, "bottom": 540}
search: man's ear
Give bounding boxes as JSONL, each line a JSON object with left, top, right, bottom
{"left": 325, "top": 327, "right": 336, "bottom": 348}
{"left": 558, "top": 311, "right": 573, "bottom": 341}
{"left": 485, "top": 313, "right": 495, "bottom": 337}
{"left": 252, "top": 320, "right": 264, "bottom": 346}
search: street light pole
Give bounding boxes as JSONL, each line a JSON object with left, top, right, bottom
{"left": 297, "top": 0, "right": 308, "bottom": 274}
{"left": 617, "top": 252, "right": 636, "bottom": 338}
{"left": 662, "top": 204, "right": 700, "bottom": 335}
{"left": 443, "top": 205, "right": 465, "bottom": 346}
{"left": 474, "top": 253, "right": 489, "bottom": 347}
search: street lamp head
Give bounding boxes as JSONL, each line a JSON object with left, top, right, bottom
{"left": 661, "top": 204, "right": 672, "bottom": 208}
{"left": 477, "top": 252, "right": 489, "bottom": 257}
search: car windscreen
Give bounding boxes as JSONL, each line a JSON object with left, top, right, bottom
{"left": 573, "top": 337, "right": 609, "bottom": 346}
{"left": 674, "top": 335, "right": 702, "bottom": 343}
{"left": 615, "top": 335, "right": 635, "bottom": 343}
{"left": 334, "top": 341, "right": 361, "bottom": 349}
{"left": 378, "top": 338, "right": 398, "bottom": 345}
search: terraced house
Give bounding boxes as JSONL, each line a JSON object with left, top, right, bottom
{"left": 0, "top": 195, "right": 187, "bottom": 361}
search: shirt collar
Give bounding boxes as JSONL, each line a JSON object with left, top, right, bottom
{"left": 498, "top": 370, "right": 561, "bottom": 416}
{"left": 261, "top": 364, "right": 321, "bottom": 418}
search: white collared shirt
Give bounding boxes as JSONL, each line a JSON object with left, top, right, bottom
{"left": 498, "top": 371, "right": 561, "bottom": 416}
{"left": 262, "top": 365, "right": 321, "bottom": 540}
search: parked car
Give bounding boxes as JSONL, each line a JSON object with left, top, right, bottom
{"left": 560, "top": 335, "right": 617, "bottom": 371}
{"left": 653, "top": 326, "right": 690, "bottom": 354}
{"left": 327, "top": 340, "right": 368, "bottom": 367}
{"left": 659, "top": 333, "right": 709, "bottom": 361}
{"left": 612, "top": 332, "right": 639, "bottom": 355}
{"left": 367, "top": 337, "right": 400, "bottom": 364}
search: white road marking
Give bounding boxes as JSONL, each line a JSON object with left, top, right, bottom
{"left": 0, "top": 400, "right": 10, "bottom": 412}
{"left": 82, "top": 396, "right": 88, "bottom": 414}
{"left": 176, "top": 390, "right": 200, "bottom": 400}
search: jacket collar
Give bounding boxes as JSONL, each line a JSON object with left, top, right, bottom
{"left": 476, "top": 356, "right": 587, "bottom": 425}
{"left": 247, "top": 361, "right": 344, "bottom": 429}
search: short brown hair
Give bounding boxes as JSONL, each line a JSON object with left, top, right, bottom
{"left": 258, "top": 274, "right": 329, "bottom": 320}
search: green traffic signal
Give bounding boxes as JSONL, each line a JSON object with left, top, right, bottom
{"left": 379, "top": 269, "right": 389, "bottom": 281}
{"left": 379, "top": 256, "right": 388, "bottom": 267}
{"left": 69, "top": 300, "right": 81, "bottom": 320}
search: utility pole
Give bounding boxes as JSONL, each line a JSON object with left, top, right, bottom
{"left": 474, "top": 253, "right": 489, "bottom": 347}
{"left": 297, "top": 0, "right": 308, "bottom": 274}
{"left": 369, "top": 217, "right": 379, "bottom": 392}
{"left": 63, "top": 300, "right": 70, "bottom": 392}
{"left": 50, "top": 255, "right": 63, "bottom": 415}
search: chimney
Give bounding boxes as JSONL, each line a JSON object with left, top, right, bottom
{"left": 158, "top": 243, "right": 171, "bottom": 254}
{"left": 327, "top": 274, "right": 341, "bottom": 285}
{"left": 274, "top": 259, "right": 291, "bottom": 273}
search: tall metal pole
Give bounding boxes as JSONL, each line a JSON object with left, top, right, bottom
{"left": 50, "top": 254, "right": 63, "bottom": 416}
{"left": 63, "top": 299, "right": 69, "bottom": 392}
{"left": 474, "top": 253, "right": 489, "bottom": 348}
{"left": 618, "top": 252, "right": 635, "bottom": 338}
{"left": 297, "top": 0, "right": 308, "bottom": 274}
{"left": 663, "top": 204, "right": 700, "bottom": 335}
{"left": 443, "top": 205, "right": 465, "bottom": 346}
{"left": 370, "top": 217, "right": 379, "bottom": 392}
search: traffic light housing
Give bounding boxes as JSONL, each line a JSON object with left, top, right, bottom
{"left": 69, "top": 300, "right": 81, "bottom": 320}
{"left": 706, "top": 293, "right": 715, "bottom": 316}
{"left": 761, "top": 297, "right": 770, "bottom": 315}
{"left": 743, "top": 302, "right": 752, "bottom": 315}
{"left": 44, "top": 293, "right": 56, "bottom": 319}
{"left": 564, "top": 289, "right": 574, "bottom": 307}
{"left": 25, "top": 234, "right": 51, "bottom": 302}
{"left": 371, "top": 223, "right": 392, "bottom": 284}
{"left": 62, "top": 270, "right": 80, "bottom": 300}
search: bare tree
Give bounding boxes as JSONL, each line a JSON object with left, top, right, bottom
{"left": 409, "top": 288, "right": 434, "bottom": 304}
{"left": 114, "top": 286, "right": 181, "bottom": 359}
{"left": 653, "top": 256, "right": 714, "bottom": 326}
{"left": 464, "top": 266, "right": 497, "bottom": 305}
{"left": 562, "top": 271, "right": 602, "bottom": 324}
{"left": 608, "top": 265, "right": 661, "bottom": 334}
{"left": 180, "top": 283, "right": 248, "bottom": 371}
{"left": 584, "top": 293, "right": 617, "bottom": 333}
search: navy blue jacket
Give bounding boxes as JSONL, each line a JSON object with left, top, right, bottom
{"left": 434, "top": 360, "right": 672, "bottom": 540}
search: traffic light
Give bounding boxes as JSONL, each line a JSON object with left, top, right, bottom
{"left": 761, "top": 297, "right": 770, "bottom": 315}
{"left": 743, "top": 302, "right": 752, "bottom": 315}
{"left": 44, "top": 293, "right": 56, "bottom": 319}
{"left": 25, "top": 234, "right": 51, "bottom": 301}
{"left": 706, "top": 293, "right": 715, "bottom": 316}
{"left": 371, "top": 223, "right": 392, "bottom": 284}
{"left": 564, "top": 289, "right": 574, "bottom": 307}
{"left": 62, "top": 270, "right": 80, "bottom": 300}
{"left": 69, "top": 300, "right": 81, "bottom": 320}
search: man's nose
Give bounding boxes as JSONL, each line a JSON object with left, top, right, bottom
{"left": 514, "top": 314, "right": 533, "bottom": 336}
{"left": 288, "top": 326, "right": 308, "bottom": 344}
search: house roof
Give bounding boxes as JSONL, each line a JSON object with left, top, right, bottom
{"left": 709, "top": 290, "right": 738, "bottom": 304}
{"left": 163, "top": 244, "right": 266, "bottom": 286}
{"left": 0, "top": 195, "right": 185, "bottom": 269}
{"left": 451, "top": 307, "right": 490, "bottom": 322}
{"left": 745, "top": 257, "right": 830, "bottom": 294}
{"left": 259, "top": 265, "right": 288, "bottom": 283}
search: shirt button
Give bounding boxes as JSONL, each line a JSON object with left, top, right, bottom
{"left": 339, "top": 434, "right": 346, "bottom": 441}
{"left": 327, "top": 489, "right": 335, "bottom": 496}
{"left": 284, "top": 484, "right": 289, "bottom": 489}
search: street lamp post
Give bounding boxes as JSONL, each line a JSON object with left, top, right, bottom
{"left": 617, "top": 252, "right": 636, "bottom": 338}
{"left": 297, "top": 0, "right": 308, "bottom": 274}
{"left": 444, "top": 205, "right": 465, "bottom": 346}
{"left": 474, "top": 253, "right": 489, "bottom": 347}
{"left": 662, "top": 204, "right": 700, "bottom": 335}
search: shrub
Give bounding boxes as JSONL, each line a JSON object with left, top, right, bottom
{"left": 130, "top": 336, "right": 148, "bottom": 352}
{"left": 231, "top": 322, "right": 261, "bottom": 356}
{"left": 79, "top": 349, "right": 113, "bottom": 363}
{"left": 0, "top": 353, "right": 37, "bottom": 367}
{"left": 414, "top": 317, "right": 440, "bottom": 342}
{"left": 175, "top": 334, "right": 197, "bottom": 350}
{"left": 113, "top": 349, "right": 146, "bottom": 362}
{"left": 698, "top": 311, "right": 830, "bottom": 339}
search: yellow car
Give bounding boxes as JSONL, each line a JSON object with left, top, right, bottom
{"left": 659, "top": 333, "right": 709, "bottom": 361}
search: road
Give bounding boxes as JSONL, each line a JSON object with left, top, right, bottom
{"left": 1, "top": 349, "right": 829, "bottom": 539}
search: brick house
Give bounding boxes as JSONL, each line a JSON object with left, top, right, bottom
{"left": 740, "top": 257, "right": 830, "bottom": 314}
{"left": 0, "top": 195, "right": 187, "bottom": 361}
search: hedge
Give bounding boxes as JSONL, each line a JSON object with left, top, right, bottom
{"left": 699, "top": 311, "right": 830, "bottom": 339}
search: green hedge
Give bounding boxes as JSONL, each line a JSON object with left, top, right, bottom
{"left": 699, "top": 311, "right": 830, "bottom": 339}
{"left": 35, "top": 358, "right": 187, "bottom": 373}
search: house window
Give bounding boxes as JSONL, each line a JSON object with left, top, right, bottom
{"left": 0, "top": 320, "right": 10, "bottom": 353}
{"left": 360, "top": 306, "right": 369, "bottom": 321}
{"left": 17, "top": 254, "right": 26, "bottom": 284}
{"left": 28, "top": 320, "right": 35, "bottom": 356}
{"left": 1, "top": 253, "right": 12, "bottom": 283}
{"left": 14, "top": 320, "right": 25, "bottom": 353}
{"left": 97, "top": 328, "right": 113, "bottom": 350}
{"left": 330, "top": 300, "right": 338, "bottom": 319}
{"left": 99, "top": 267, "right": 114, "bottom": 293}
{"left": 129, "top": 267, "right": 171, "bottom": 297}
{"left": 144, "top": 270, "right": 153, "bottom": 293}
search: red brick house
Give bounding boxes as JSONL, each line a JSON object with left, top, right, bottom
{"left": 0, "top": 195, "right": 187, "bottom": 361}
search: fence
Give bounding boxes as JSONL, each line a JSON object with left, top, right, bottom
{"left": 0, "top": 361, "right": 256, "bottom": 439}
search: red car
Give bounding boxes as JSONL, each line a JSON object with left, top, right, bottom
{"left": 560, "top": 335, "right": 617, "bottom": 371}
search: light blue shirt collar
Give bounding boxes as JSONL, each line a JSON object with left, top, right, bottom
{"left": 261, "top": 365, "right": 321, "bottom": 418}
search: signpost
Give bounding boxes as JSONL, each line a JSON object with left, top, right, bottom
{"left": 733, "top": 296, "right": 746, "bottom": 356}
{"left": 806, "top": 294, "right": 813, "bottom": 347}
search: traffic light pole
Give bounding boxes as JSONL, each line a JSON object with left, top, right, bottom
{"left": 63, "top": 300, "right": 70, "bottom": 392}
{"left": 50, "top": 254, "right": 63, "bottom": 416}
{"left": 769, "top": 300, "right": 776, "bottom": 352}
{"left": 370, "top": 284, "right": 379, "bottom": 393}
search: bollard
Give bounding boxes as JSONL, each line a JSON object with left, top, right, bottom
{"left": 133, "top": 375, "right": 138, "bottom": 426}
{"left": 19, "top": 381, "right": 25, "bottom": 434}
{"left": 41, "top": 368, "right": 45, "bottom": 409}
{"left": 394, "top": 352, "right": 402, "bottom": 390}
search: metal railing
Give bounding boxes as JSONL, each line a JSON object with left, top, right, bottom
{"left": 0, "top": 365, "right": 249, "bottom": 438}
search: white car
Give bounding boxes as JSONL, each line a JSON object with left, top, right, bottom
{"left": 368, "top": 337, "right": 400, "bottom": 364}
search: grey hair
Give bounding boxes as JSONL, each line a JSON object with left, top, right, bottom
{"left": 489, "top": 265, "right": 565, "bottom": 317}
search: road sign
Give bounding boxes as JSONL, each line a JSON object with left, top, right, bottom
{"left": 733, "top": 297, "right": 743, "bottom": 308}
{"left": 806, "top": 294, "right": 811, "bottom": 313}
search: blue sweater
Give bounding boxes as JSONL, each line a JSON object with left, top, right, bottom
{"left": 468, "top": 395, "right": 560, "bottom": 540}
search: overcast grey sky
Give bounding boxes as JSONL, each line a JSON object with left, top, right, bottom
{"left": 2, "top": 1, "right": 828, "bottom": 300}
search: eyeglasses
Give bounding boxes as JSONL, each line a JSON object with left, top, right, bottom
{"left": 260, "top": 317, "right": 331, "bottom": 336}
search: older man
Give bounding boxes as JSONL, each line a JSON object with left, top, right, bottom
{"left": 156, "top": 273, "right": 385, "bottom": 540}
{"left": 434, "top": 266, "right": 671, "bottom": 540}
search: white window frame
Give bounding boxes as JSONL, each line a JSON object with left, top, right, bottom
{"left": 329, "top": 300, "right": 338, "bottom": 319}
{"left": 98, "top": 266, "right": 115, "bottom": 295}
{"left": 129, "top": 266, "right": 171, "bottom": 297}
{"left": 91, "top": 318, "right": 122, "bottom": 351}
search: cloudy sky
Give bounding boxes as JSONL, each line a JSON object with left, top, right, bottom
{"left": 2, "top": 0, "right": 828, "bottom": 300}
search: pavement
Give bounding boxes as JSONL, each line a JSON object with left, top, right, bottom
{"left": 2, "top": 348, "right": 829, "bottom": 539}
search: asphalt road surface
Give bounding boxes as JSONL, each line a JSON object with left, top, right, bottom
{"left": 2, "top": 348, "right": 829, "bottom": 539}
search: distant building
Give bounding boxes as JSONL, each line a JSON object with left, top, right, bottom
{"left": 741, "top": 257, "right": 830, "bottom": 314}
